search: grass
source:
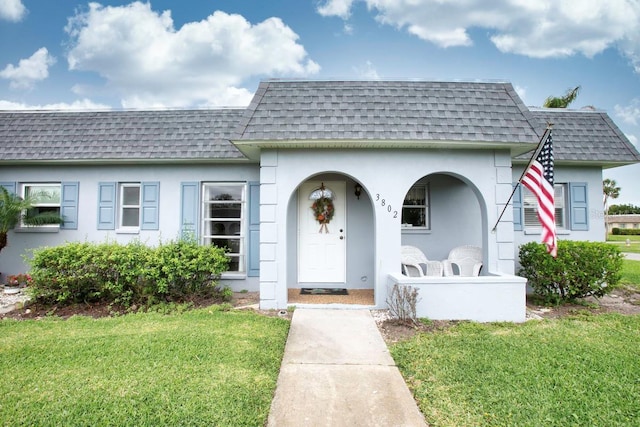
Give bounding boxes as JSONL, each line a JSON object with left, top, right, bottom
{"left": 0, "top": 307, "right": 289, "bottom": 426}
{"left": 607, "top": 234, "right": 640, "bottom": 253}
{"left": 391, "top": 314, "right": 640, "bottom": 427}
{"left": 621, "top": 259, "right": 640, "bottom": 289}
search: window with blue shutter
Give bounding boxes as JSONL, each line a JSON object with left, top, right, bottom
{"left": 60, "top": 182, "right": 79, "bottom": 230}
{"left": 180, "top": 182, "right": 199, "bottom": 239}
{"left": 569, "top": 182, "right": 589, "bottom": 230}
{"left": 97, "top": 182, "right": 116, "bottom": 230}
{"left": 247, "top": 181, "right": 260, "bottom": 277}
{"left": 141, "top": 182, "right": 159, "bottom": 230}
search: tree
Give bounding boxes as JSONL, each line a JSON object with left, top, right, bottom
{"left": 543, "top": 86, "right": 581, "bottom": 108}
{"left": 603, "top": 178, "right": 621, "bottom": 237}
{"left": 0, "top": 187, "right": 64, "bottom": 254}
{"left": 603, "top": 178, "right": 621, "bottom": 212}
{"left": 608, "top": 204, "right": 640, "bottom": 215}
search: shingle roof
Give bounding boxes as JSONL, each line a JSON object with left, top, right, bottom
{"left": 521, "top": 109, "right": 640, "bottom": 166}
{"left": 234, "top": 80, "right": 540, "bottom": 146}
{"left": 0, "top": 109, "right": 246, "bottom": 162}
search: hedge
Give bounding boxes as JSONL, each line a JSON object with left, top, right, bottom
{"left": 518, "top": 240, "right": 624, "bottom": 304}
{"left": 28, "top": 238, "right": 230, "bottom": 307}
{"left": 611, "top": 228, "right": 640, "bottom": 235}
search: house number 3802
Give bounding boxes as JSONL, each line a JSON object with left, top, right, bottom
{"left": 375, "top": 194, "right": 398, "bottom": 218}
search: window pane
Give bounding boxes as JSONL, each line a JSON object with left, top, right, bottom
{"left": 404, "top": 186, "right": 425, "bottom": 205}
{"left": 122, "top": 207, "right": 140, "bottom": 227}
{"left": 202, "top": 183, "right": 245, "bottom": 273}
{"left": 206, "top": 185, "right": 242, "bottom": 202}
{"left": 209, "top": 203, "right": 241, "bottom": 218}
{"left": 122, "top": 186, "right": 140, "bottom": 206}
{"left": 402, "top": 207, "right": 426, "bottom": 227}
{"left": 26, "top": 185, "right": 61, "bottom": 204}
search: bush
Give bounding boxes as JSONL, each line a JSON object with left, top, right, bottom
{"left": 28, "top": 238, "right": 230, "bottom": 307}
{"left": 611, "top": 228, "right": 640, "bottom": 236}
{"left": 518, "top": 241, "right": 624, "bottom": 304}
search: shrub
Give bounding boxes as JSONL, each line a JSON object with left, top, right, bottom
{"left": 611, "top": 228, "right": 640, "bottom": 236}
{"left": 386, "top": 283, "right": 420, "bottom": 324}
{"left": 518, "top": 241, "right": 624, "bottom": 304}
{"left": 28, "top": 238, "right": 230, "bottom": 307}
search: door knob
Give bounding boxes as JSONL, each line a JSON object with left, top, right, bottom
{"left": 340, "top": 236, "right": 344, "bottom": 240}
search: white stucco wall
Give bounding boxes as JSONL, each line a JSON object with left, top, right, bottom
{"left": 0, "top": 163, "right": 261, "bottom": 291}
{"left": 511, "top": 165, "right": 606, "bottom": 269}
{"left": 259, "top": 148, "right": 517, "bottom": 310}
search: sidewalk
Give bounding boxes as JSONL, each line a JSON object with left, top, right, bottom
{"left": 267, "top": 309, "right": 427, "bottom": 427}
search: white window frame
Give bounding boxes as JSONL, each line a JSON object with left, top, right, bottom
{"left": 201, "top": 182, "right": 246, "bottom": 274}
{"left": 401, "top": 183, "right": 430, "bottom": 230}
{"left": 118, "top": 183, "right": 141, "bottom": 230}
{"left": 20, "top": 183, "right": 62, "bottom": 229}
{"left": 523, "top": 183, "right": 567, "bottom": 230}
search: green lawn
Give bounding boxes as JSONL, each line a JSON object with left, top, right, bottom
{"left": 391, "top": 314, "right": 640, "bottom": 427}
{"left": 0, "top": 308, "right": 289, "bottom": 426}
{"left": 621, "top": 259, "right": 640, "bottom": 288}
{"left": 607, "top": 234, "right": 640, "bottom": 254}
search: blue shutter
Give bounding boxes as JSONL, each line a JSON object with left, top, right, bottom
{"left": 141, "top": 182, "right": 160, "bottom": 230}
{"left": 0, "top": 182, "right": 16, "bottom": 195}
{"left": 97, "top": 182, "right": 116, "bottom": 230}
{"left": 512, "top": 184, "right": 523, "bottom": 231}
{"left": 247, "top": 181, "right": 260, "bottom": 277}
{"left": 180, "top": 182, "right": 199, "bottom": 239}
{"left": 569, "top": 182, "right": 589, "bottom": 230}
{"left": 60, "top": 182, "right": 79, "bottom": 230}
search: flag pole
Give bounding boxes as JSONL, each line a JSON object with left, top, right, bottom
{"left": 491, "top": 123, "right": 553, "bottom": 233}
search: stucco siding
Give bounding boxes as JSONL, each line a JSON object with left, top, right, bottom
{"left": 512, "top": 165, "right": 605, "bottom": 267}
{"left": 0, "top": 163, "right": 260, "bottom": 291}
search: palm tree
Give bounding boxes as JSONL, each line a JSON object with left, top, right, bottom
{"left": 0, "top": 186, "right": 64, "bottom": 254}
{"left": 543, "top": 86, "right": 581, "bottom": 108}
{"left": 603, "top": 178, "right": 621, "bottom": 237}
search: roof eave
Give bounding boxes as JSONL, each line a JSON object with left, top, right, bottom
{"left": 232, "top": 139, "right": 537, "bottom": 159}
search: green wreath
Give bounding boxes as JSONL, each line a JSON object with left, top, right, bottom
{"left": 311, "top": 197, "right": 335, "bottom": 224}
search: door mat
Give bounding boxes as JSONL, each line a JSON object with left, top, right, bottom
{"left": 300, "top": 288, "right": 349, "bottom": 295}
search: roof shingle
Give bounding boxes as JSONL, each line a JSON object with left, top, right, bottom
{"left": 0, "top": 109, "right": 245, "bottom": 162}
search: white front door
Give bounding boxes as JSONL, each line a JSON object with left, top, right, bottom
{"left": 298, "top": 181, "right": 346, "bottom": 283}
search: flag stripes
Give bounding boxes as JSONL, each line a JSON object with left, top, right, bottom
{"left": 521, "top": 129, "right": 557, "bottom": 257}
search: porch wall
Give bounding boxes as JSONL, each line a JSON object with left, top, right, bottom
{"left": 259, "top": 148, "right": 518, "bottom": 311}
{"left": 388, "top": 273, "right": 527, "bottom": 322}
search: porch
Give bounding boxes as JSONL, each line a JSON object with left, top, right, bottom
{"left": 388, "top": 272, "right": 527, "bottom": 322}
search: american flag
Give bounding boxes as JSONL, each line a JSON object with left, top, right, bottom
{"left": 521, "top": 129, "right": 557, "bottom": 257}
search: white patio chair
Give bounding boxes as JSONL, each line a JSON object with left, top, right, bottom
{"left": 401, "top": 245, "right": 443, "bottom": 277}
{"left": 442, "top": 245, "right": 483, "bottom": 277}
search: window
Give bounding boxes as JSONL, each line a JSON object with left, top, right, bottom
{"left": 523, "top": 184, "right": 566, "bottom": 229}
{"left": 21, "top": 183, "right": 61, "bottom": 227}
{"left": 202, "top": 183, "right": 245, "bottom": 273}
{"left": 402, "top": 184, "right": 430, "bottom": 229}
{"left": 119, "top": 183, "right": 141, "bottom": 228}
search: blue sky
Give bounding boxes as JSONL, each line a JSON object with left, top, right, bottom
{"left": 1, "top": 0, "right": 639, "bottom": 205}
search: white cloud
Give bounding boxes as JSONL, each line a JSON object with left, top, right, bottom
{"left": 0, "top": 98, "right": 111, "bottom": 110}
{"left": 0, "top": 48, "right": 56, "bottom": 89}
{"left": 317, "top": 0, "right": 356, "bottom": 19}
{"left": 0, "top": 0, "right": 27, "bottom": 22}
{"left": 353, "top": 61, "right": 380, "bottom": 79}
{"left": 320, "top": 1, "right": 640, "bottom": 67}
{"left": 64, "top": 2, "right": 320, "bottom": 108}
{"left": 615, "top": 100, "right": 640, "bottom": 126}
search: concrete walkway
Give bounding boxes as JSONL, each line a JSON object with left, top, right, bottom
{"left": 267, "top": 309, "right": 427, "bottom": 427}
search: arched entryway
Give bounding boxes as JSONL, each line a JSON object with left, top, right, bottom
{"left": 285, "top": 173, "right": 376, "bottom": 306}
{"left": 400, "top": 172, "right": 485, "bottom": 264}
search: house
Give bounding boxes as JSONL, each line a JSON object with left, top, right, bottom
{"left": 1, "top": 80, "right": 639, "bottom": 322}
{"left": 606, "top": 214, "right": 640, "bottom": 233}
